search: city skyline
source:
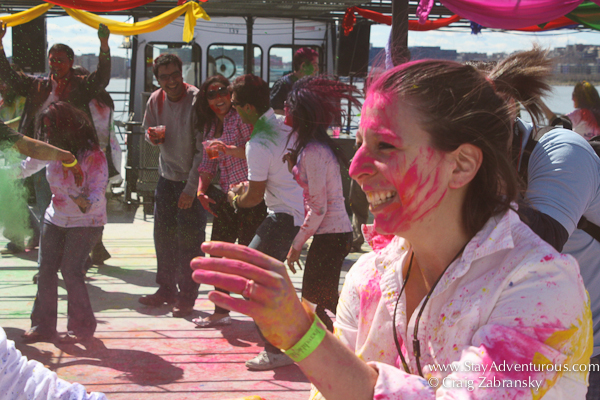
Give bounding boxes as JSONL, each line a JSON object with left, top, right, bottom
{"left": 371, "top": 25, "right": 600, "bottom": 56}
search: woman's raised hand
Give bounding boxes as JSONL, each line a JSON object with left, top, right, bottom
{"left": 190, "top": 242, "right": 312, "bottom": 350}
{"left": 0, "top": 22, "right": 7, "bottom": 41}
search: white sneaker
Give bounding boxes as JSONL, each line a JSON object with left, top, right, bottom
{"left": 245, "top": 350, "right": 294, "bottom": 371}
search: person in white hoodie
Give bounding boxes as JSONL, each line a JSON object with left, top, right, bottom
{"left": 0, "top": 327, "right": 106, "bottom": 400}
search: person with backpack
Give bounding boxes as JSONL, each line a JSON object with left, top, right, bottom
{"left": 494, "top": 48, "right": 600, "bottom": 400}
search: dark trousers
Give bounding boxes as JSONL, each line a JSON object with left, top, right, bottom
{"left": 588, "top": 357, "right": 600, "bottom": 400}
{"left": 208, "top": 186, "right": 267, "bottom": 314}
{"left": 31, "top": 221, "right": 102, "bottom": 337}
{"left": 154, "top": 177, "right": 207, "bottom": 306}
{"left": 302, "top": 232, "right": 352, "bottom": 332}
{"left": 248, "top": 213, "right": 299, "bottom": 354}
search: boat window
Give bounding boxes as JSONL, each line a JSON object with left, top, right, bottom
{"left": 268, "top": 45, "right": 321, "bottom": 87}
{"left": 207, "top": 44, "right": 262, "bottom": 81}
{"left": 144, "top": 42, "right": 201, "bottom": 92}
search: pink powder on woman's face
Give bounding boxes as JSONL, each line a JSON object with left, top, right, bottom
{"left": 350, "top": 92, "right": 449, "bottom": 235}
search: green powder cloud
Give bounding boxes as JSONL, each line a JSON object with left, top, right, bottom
{"left": 0, "top": 147, "right": 32, "bottom": 244}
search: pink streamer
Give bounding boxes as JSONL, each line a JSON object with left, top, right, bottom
{"left": 416, "top": 0, "right": 435, "bottom": 24}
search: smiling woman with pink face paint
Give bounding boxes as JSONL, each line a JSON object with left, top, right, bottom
{"left": 191, "top": 53, "right": 593, "bottom": 400}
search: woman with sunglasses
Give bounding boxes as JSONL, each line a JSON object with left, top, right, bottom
{"left": 191, "top": 50, "right": 592, "bottom": 399}
{"left": 282, "top": 76, "right": 359, "bottom": 332}
{"left": 195, "top": 75, "right": 267, "bottom": 328}
{"left": 19, "top": 102, "right": 108, "bottom": 344}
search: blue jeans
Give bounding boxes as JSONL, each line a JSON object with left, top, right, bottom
{"left": 249, "top": 213, "right": 299, "bottom": 354}
{"left": 154, "top": 177, "right": 207, "bottom": 306}
{"left": 30, "top": 221, "right": 103, "bottom": 337}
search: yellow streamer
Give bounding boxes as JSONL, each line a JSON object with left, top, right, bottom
{"left": 63, "top": 2, "right": 210, "bottom": 42}
{"left": 0, "top": 2, "right": 209, "bottom": 42}
{"left": 0, "top": 3, "right": 54, "bottom": 27}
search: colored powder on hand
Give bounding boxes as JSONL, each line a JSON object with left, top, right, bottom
{"left": 0, "top": 148, "right": 32, "bottom": 242}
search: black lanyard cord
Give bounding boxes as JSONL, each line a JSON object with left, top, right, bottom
{"left": 392, "top": 242, "right": 468, "bottom": 377}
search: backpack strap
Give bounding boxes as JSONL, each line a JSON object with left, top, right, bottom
{"left": 550, "top": 116, "right": 573, "bottom": 131}
{"left": 577, "top": 216, "right": 600, "bottom": 243}
{"left": 518, "top": 133, "right": 538, "bottom": 183}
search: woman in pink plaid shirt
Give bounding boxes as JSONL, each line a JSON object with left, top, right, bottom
{"left": 195, "top": 75, "right": 267, "bottom": 328}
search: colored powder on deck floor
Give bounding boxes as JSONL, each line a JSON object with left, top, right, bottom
{"left": 0, "top": 147, "right": 32, "bottom": 242}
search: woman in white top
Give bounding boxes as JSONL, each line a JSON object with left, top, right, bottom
{"left": 20, "top": 102, "right": 108, "bottom": 344}
{"left": 190, "top": 52, "right": 592, "bottom": 399}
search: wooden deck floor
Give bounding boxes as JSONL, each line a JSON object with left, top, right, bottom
{"left": 0, "top": 196, "right": 364, "bottom": 400}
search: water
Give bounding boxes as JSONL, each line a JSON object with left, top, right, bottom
{"left": 106, "top": 78, "right": 130, "bottom": 124}
{"left": 544, "top": 85, "right": 575, "bottom": 116}
{"left": 106, "top": 77, "right": 579, "bottom": 130}
{"left": 516, "top": 85, "right": 575, "bottom": 124}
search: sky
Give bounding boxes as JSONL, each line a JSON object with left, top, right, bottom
{"left": 371, "top": 24, "right": 600, "bottom": 54}
{"left": 1, "top": 15, "right": 600, "bottom": 59}
{"left": 2, "top": 15, "right": 132, "bottom": 59}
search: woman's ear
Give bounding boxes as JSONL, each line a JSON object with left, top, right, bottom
{"left": 448, "top": 143, "right": 482, "bottom": 189}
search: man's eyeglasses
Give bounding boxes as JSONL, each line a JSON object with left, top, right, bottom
{"left": 158, "top": 71, "right": 182, "bottom": 82}
{"left": 231, "top": 100, "right": 243, "bottom": 108}
{"left": 206, "top": 87, "right": 230, "bottom": 100}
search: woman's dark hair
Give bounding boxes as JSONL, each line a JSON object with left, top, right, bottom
{"left": 286, "top": 76, "right": 361, "bottom": 168}
{"left": 197, "top": 74, "right": 231, "bottom": 133}
{"left": 38, "top": 102, "right": 99, "bottom": 157}
{"left": 572, "top": 80, "right": 600, "bottom": 126}
{"left": 367, "top": 49, "right": 551, "bottom": 236}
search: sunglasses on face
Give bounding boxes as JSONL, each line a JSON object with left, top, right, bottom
{"left": 206, "top": 87, "right": 230, "bottom": 100}
{"left": 158, "top": 71, "right": 182, "bottom": 82}
{"left": 231, "top": 100, "right": 243, "bottom": 107}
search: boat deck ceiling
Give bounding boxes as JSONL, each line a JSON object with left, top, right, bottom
{"left": 0, "top": 1, "right": 457, "bottom": 22}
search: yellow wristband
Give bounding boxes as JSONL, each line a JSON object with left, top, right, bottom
{"left": 283, "top": 315, "right": 326, "bottom": 362}
{"left": 62, "top": 158, "right": 78, "bottom": 168}
{"left": 232, "top": 194, "right": 240, "bottom": 212}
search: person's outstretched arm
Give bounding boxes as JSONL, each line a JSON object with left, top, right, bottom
{"left": 0, "top": 327, "right": 107, "bottom": 399}
{"left": 81, "top": 23, "right": 111, "bottom": 96}
{"left": 539, "top": 100, "right": 557, "bottom": 124}
{"left": 191, "top": 242, "right": 379, "bottom": 400}
{"left": 13, "top": 135, "right": 75, "bottom": 162}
